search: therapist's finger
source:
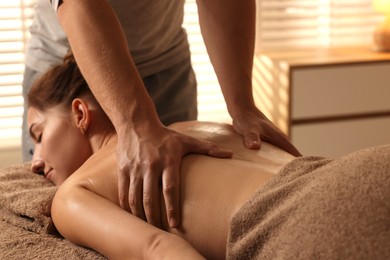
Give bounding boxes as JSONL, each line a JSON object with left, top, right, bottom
{"left": 268, "top": 129, "right": 301, "bottom": 156}
{"left": 143, "top": 171, "right": 162, "bottom": 228}
{"left": 243, "top": 131, "right": 261, "bottom": 150}
{"left": 118, "top": 167, "right": 131, "bottom": 212}
{"left": 162, "top": 164, "right": 180, "bottom": 228}
{"left": 183, "top": 137, "right": 233, "bottom": 158}
{"left": 129, "top": 174, "right": 146, "bottom": 221}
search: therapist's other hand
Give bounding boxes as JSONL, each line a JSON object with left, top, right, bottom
{"left": 232, "top": 107, "right": 301, "bottom": 157}
{"left": 116, "top": 125, "right": 232, "bottom": 228}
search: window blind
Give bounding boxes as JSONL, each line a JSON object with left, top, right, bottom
{"left": 183, "top": 1, "right": 231, "bottom": 123}
{"left": 256, "top": 0, "right": 384, "bottom": 50}
{"left": 0, "top": 0, "right": 35, "bottom": 151}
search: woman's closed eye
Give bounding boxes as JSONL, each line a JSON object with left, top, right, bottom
{"left": 28, "top": 124, "right": 42, "bottom": 144}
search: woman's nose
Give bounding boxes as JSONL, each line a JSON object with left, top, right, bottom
{"left": 31, "top": 158, "right": 45, "bottom": 174}
{"left": 30, "top": 146, "right": 45, "bottom": 174}
{"left": 31, "top": 157, "right": 45, "bottom": 174}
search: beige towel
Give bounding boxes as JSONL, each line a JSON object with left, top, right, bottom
{"left": 227, "top": 145, "right": 390, "bottom": 259}
{"left": 0, "top": 163, "right": 106, "bottom": 259}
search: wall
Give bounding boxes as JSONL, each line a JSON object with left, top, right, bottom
{"left": 0, "top": 139, "right": 22, "bottom": 168}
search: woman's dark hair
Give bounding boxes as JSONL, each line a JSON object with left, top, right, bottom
{"left": 28, "top": 51, "right": 97, "bottom": 111}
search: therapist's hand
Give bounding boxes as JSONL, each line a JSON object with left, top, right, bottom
{"left": 232, "top": 107, "right": 301, "bottom": 156}
{"left": 116, "top": 125, "right": 232, "bottom": 228}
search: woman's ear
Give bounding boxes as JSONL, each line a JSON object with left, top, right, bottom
{"left": 71, "top": 98, "right": 91, "bottom": 135}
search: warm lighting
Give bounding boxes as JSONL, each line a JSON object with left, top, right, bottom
{"left": 373, "top": 0, "right": 390, "bottom": 51}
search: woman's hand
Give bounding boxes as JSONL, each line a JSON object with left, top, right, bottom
{"left": 116, "top": 125, "right": 232, "bottom": 228}
{"left": 232, "top": 107, "right": 302, "bottom": 157}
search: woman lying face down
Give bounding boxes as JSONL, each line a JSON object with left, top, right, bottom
{"left": 27, "top": 54, "right": 298, "bottom": 259}
{"left": 28, "top": 55, "right": 390, "bottom": 259}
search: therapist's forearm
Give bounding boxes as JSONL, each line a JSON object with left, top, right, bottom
{"left": 196, "top": 0, "right": 256, "bottom": 117}
{"left": 58, "top": 0, "right": 161, "bottom": 132}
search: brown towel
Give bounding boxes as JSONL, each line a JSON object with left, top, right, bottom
{"left": 0, "top": 163, "right": 56, "bottom": 233}
{"left": 0, "top": 163, "right": 106, "bottom": 259}
{"left": 227, "top": 145, "right": 390, "bottom": 259}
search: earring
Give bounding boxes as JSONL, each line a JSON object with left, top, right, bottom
{"left": 80, "top": 126, "right": 86, "bottom": 135}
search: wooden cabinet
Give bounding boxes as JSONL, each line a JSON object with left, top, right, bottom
{"left": 253, "top": 46, "right": 390, "bottom": 157}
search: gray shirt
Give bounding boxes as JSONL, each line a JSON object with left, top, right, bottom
{"left": 25, "top": 0, "right": 190, "bottom": 77}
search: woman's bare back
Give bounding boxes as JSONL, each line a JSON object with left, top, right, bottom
{"left": 65, "top": 121, "right": 295, "bottom": 259}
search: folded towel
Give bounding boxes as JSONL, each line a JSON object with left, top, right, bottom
{"left": 0, "top": 163, "right": 56, "bottom": 233}
{"left": 227, "top": 145, "right": 390, "bottom": 259}
{"left": 0, "top": 163, "right": 106, "bottom": 259}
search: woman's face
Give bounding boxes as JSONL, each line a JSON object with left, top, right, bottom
{"left": 27, "top": 106, "right": 93, "bottom": 185}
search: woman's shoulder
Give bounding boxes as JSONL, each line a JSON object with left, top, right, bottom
{"left": 58, "top": 139, "right": 119, "bottom": 204}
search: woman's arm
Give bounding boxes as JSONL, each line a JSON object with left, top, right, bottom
{"left": 51, "top": 181, "right": 205, "bottom": 260}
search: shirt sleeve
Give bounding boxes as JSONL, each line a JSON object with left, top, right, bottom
{"left": 50, "top": 0, "right": 63, "bottom": 13}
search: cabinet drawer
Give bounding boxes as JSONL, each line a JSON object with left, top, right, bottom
{"left": 291, "top": 117, "right": 390, "bottom": 157}
{"left": 291, "top": 63, "right": 390, "bottom": 119}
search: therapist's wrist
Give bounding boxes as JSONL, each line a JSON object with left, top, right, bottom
{"left": 110, "top": 98, "right": 161, "bottom": 132}
{"left": 228, "top": 100, "right": 260, "bottom": 119}
{"left": 115, "top": 114, "right": 164, "bottom": 138}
